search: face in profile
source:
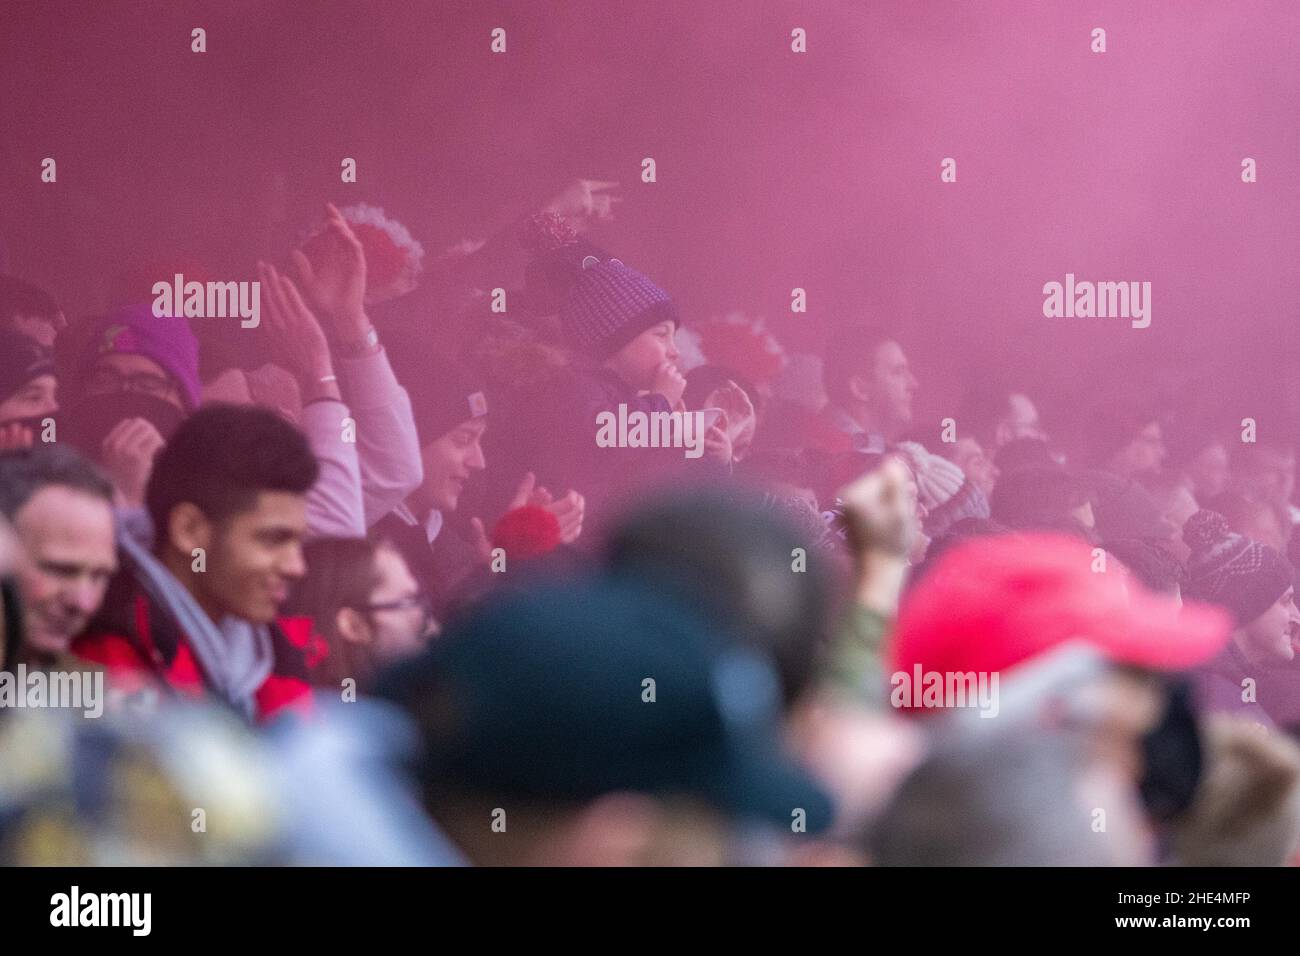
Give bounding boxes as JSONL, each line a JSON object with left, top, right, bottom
{"left": 1238, "top": 586, "right": 1300, "bottom": 664}
{"left": 870, "top": 340, "right": 917, "bottom": 430}
{"left": 605, "top": 321, "right": 679, "bottom": 392}
{"left": 359, "top": 544, "right": 433, "bottom": 663}
{"left": 416, "top": 417, "right": 488, "bottom": 515}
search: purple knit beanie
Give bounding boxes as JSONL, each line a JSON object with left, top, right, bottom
{"left": 558, "top": 257, "right": 679, "bottom": 361}
{"left": 81, "top": 304, "right": 201, "bottom": 410}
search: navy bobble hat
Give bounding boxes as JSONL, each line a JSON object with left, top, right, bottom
{"left": 558, "top": 258, "right": 679, "bottom": 360}
{"left": 1182, "top": 510, "right": 1293, "bottom": 625}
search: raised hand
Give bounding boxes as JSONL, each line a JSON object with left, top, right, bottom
{"left": 504, "top": 472, "right": 586, "bottom": 544}
{"left": 837, "top": 456, "right": 918, "bottom": 559}
{"left": 258, "top": 261, "right": 334, "bottom": 390}
{"left": 100, "top": 417, "right": 166, "bottom": 508}
{"left": 292, "top": 202, "right": 368, "bottom": 329}
{"left": 545, "top": 490, "right": 585, "bottom": 544}
{"left": 701, "top": 421, "right": 733, "bottom": 466}
{"left": 468, "top": 517, "right": 493, "bottom": 563}
{"left": 544, "top": 178, "right": 622, "bottom": 231}
{"left": 704, "top": 380, "right": 757, "bottom": 459}
{"left": 506, "top": 471, "right": 540, "bottom": 511}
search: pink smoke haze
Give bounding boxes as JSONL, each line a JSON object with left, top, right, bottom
{"left": 2, "top": 1, "right": 1297, "bottom": 421}
{"left": 7, "top": 0, "right": 1300, "bottom": 884}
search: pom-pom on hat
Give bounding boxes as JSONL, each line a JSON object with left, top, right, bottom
{"left": 1182, "top": 510, "right": 1294, "bottom": 625}
{"left": 519, "top": 212, "right": 614, "bottom": 319}
{"left": 685, "top": 312, "right": 788, "bottom": 390}
{"left": 303, "top": 203, "right": 424, "bottom": 306}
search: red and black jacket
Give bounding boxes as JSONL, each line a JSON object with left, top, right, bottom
{"left": 72, "top": 569, "right": 323, "bottom": 723}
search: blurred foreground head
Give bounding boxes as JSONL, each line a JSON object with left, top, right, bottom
{"left": 376, "top": 575, "right": 834, "bottom": 865}
{"left": 881, "top": 535, "right": 1237, "bottom": 863}
{"left": 0, "top": 704, "right": 284, "bottom": 865}
{"left": 870, "top": 647, "right": 1160, "bottom": 865}
{"left": 1168, "top": 715, "right": 1300, "bottom": 866}
{"left": 604, "top": 487, "right": 841, "bottom": 706}
{"left": 0, "top": 701, "right": 463, "bottom": 866}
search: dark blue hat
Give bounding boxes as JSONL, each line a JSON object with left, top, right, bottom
{"left": 377, "top": 575, "right": 834, "bottom": 833}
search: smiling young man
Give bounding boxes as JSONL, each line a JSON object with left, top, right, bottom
{"left": 374, "top": 358, "right": 490, "bottom": 618}
{"left": 72, "top": 404, "right": 322, "bottom": 722}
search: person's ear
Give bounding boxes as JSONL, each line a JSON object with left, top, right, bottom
{"left": 167, "top": 502, "right": 213, "bottom": 560}
{"left": 847, "top": 373, "right": 871, "bottom": 404}
{"left": 335, "top": 606, "right": 372, "bottom": 646}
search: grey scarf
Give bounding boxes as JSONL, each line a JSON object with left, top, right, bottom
{"left": 116, "top": 528, "right": 272, "bottom": 721}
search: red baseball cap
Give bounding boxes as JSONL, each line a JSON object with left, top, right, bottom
{"left": 891, "top": 534, "right": 1232, "bottom": 682}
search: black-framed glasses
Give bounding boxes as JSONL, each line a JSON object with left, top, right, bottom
{"left": 358, "top": 591, "right": 437, "bottom": 637}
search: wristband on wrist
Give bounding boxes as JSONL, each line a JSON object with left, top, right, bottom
{"left": 302, "top": 395, "right": 346, "bottom": 410}
{"left": 338, "top": 325, "right": 379, "bottom": 357}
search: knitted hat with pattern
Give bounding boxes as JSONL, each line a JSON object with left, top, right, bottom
{"left": 558, "top": 258, "right": 679, "bottom": 360}
{"left": 894, "top": 441, "right": 991, "bottom": 539}
{"left": 1182, "top": 510, "right": 1293, "bottom": 625}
